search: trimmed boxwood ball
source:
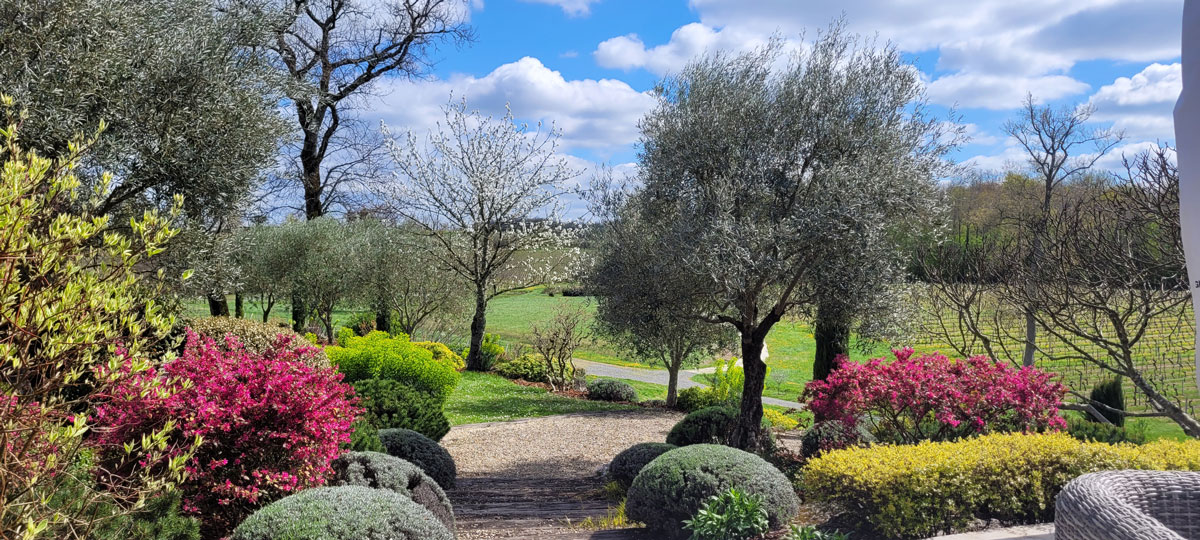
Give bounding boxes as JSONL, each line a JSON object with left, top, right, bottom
{"left": 230, "top": 486, "right": 453, "bottom": 540}
{"left": 329, "top": 451, "right": 454, "bottom": 530}
{"left": 666, "top": 406, "right": 738, "bottom": 446}
{"left": 587, "top": 379, "right": 638, "bottom": 402}
{"left": 608, "top": 442, "right": 676, "bottom": 488}
{"left": 625, "top": 444, "right": 799, "bottom": 537}
{"left": 379, "top": 428, "right": 457, "bottom": 489}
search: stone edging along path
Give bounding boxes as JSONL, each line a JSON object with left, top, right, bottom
{"left": 574, "top": 359, "right": 805, "bottom": 410}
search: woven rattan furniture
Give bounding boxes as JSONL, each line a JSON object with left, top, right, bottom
{"left": 1056, "top": 470, "right": 1200, "bottom": 540}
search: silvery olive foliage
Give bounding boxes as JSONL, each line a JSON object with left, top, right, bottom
{"left": 633, "top": 26, "right": 958, "bottom": 449}
{"left": 385, "top": 100, "right": 582, "bottom": 370}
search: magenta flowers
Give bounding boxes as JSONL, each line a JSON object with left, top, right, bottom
{"left": 803, "top": 348, "right": 1067, "bottom": 444}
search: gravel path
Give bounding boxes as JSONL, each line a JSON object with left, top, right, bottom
{"left": 442, "top": 409, "right": 683, "bottom": 539}
{"left": 575, "top": 359, "right": 805, "bottom": 410}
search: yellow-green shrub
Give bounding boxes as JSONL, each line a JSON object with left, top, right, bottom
{"left": 763, "top": 409, "right": 799, "bottom": 431}
{"left": 802, "top": 432, "right": 1200, "bottom": 538}
{"left": 413, "top": 341, "right": 465, "bottom": 371}
{"left": 327, "top": 331, "right": 459, "bottom": 397}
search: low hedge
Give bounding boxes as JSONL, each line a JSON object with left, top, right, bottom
{"left": 803, "top": 432, "right": 1200, "bottom": 539}
{"left": 230, "top": 486, "right": 452, "bottom": 540}
{"left": 626, "top": 444, "right": 799, "bottom": 537}
{"left": 588, "top": 379, "right": 638, "bottom": 402}
{"left": 494, "top": 354, "right": 548, "bottom": 383}
{"left": 353, "top": 379, "right": 451, "bottom": 441}
{"left": 327, "top": 331, "right": 459, "bottom": 397}
{"left": 329, "top": 451, "right": 454, "bottom": 530}
{"left": 379, "top": 428, "right": 457, "bottom": 489}
{"left": 608, "top": 442, "right": 676, "bottom": 488}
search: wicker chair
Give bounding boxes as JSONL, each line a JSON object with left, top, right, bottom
{"left": 1056, "top": 470, "right": 1200, "bottom": 540}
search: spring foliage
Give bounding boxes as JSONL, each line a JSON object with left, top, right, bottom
{"left": 327, "top": 331, "right": 460, "bottom": 397}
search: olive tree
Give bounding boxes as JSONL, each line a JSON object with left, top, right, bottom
{"left": 636, "top": 31, "right": 954, "bottom": 449}
{"left": 384, "top": 100, "right": 579, "bottom": 371}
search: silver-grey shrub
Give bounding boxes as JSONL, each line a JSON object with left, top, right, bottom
{"left": 378, "top": 428, "right": 457, "bottom": 489}
{"left": 230, "top": 486, "right": 453, "bottom": 540}
{"left": 329, "top": 451, "right": 454, "bottom": 530}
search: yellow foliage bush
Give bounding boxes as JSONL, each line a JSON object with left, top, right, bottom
{"left": 762, "top": 409, "right": 799, "bottom": 431}
{"left": 802, "top": 432, "right": 1200, "bottom": 538}
{"left": 412, "top": 341, "right": 465, "bottom": 371}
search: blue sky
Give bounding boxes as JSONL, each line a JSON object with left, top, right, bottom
{"left": 367, "top": 0, "right": 1184, "bottom": 185}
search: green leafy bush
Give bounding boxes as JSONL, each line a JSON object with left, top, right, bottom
{"left": 667, "top": 406, "right": 738, "bottom": 446}
{"left": 190, "top": 316, "right": 330, "bottom": 369}
{"left": 676, "top": 387, "right": 723, "bottom": 413}
{"left": 683, "top": 488, "right": 769, "bottom": 540}
{"left": 328, "top": 331, "right": 459, "bottom": 397}
{"left": 494, "top": 353, "right": 549, "bottom": 382}
{"left": 608, "top": 442, "right": 677, "bottom": 489}
{"left": 1066, "top": 416, "right": 1146, "bottom": 445}
{"left": 329, "top": 451, "right": 454, "bottom": 530}
{"left": 230, "top": 486, "right": 453, "bottom": 540}
{"left": 413, "top": 341, "right": 465, "bottom": 371}
{"left": 354, "top": 378, "right": 451, "bottom": 441}
{"left": 1089, "top": 376, "right": 1126, "bottom": 426}
{"left": 345, "top": 312, "right": 377, "bottom": 336}
{"left": 626, "top": 444, "right": 799, "bottom": 537}
{"left": 803, "top": 432, "right": 1200, "bottom": 539}
{"left": 348, "top": 418, "right": 384, "bottom": 452}
{"left": 784, "top": 525, "right": 851, "bottom": 540}
{"left": 588, "top": 379, "right": 638, "bottom": 402}
{"left": 378, "top": 428, "right": 457, "bottom": 489}
{"left": 464, "top": 333, "right": 505, "bottom": 371}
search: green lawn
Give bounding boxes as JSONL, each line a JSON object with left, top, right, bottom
{"left": 444, "top": 371, "right": 637, "bottom": 425}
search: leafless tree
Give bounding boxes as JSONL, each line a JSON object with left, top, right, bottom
{"left": 530, "top": 305, "right": 591, "bottom": 391}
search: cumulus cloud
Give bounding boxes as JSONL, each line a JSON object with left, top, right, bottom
{"left": 1089, "top": 63, "right": 1181, "bottom": 141}
{"left": 518, "top": 0, "right": 599, "bottom": 16}
{"left": 372, "top": 56, "right": 656, "bottom": 154}
{"left": 926, "top": 73, "right": 1090, "bottom": 110}
{"left": 594, "top": 23, "right": 774, "bottom": 75}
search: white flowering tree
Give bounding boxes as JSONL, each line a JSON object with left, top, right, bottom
{"left": 385, "top": 100, "right": 580, "bottom": 370}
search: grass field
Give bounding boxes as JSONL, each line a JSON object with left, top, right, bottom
{"left": 445, "top": 371, "right": 636, "bottom": 425}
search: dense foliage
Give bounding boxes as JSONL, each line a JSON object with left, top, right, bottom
{"left": 587, "top": 379, "right": 638, "bottom": 402}
{"left": 0, "top": 109, "right": 188, "bottom": 538}
{"left": 626, "top": 444, "right": 799, "bottom": 536}
{"left": 803, "top": 348, "right": 1067, "bottom": 443}
{"left": 329, "top": 451, "right": 454, "bottom": 530}
{"left": 800, "top": 420, "right": 871, "bottom": 458}
{"left": 1066, "top": 417, "right": 1146, "bottom": 445}
{"left": 803, "top": 432, "right": 1200, "bottom": 538}
{"left": 328, "top": 331, "right": 460, "bottom": 397}
{"left": 353, "top": 378, "right": 451, "bottom": 441}
{"left": 682, "top": 488, "right": 770, "bottom": 540}
{"left": 495, "top": 353, "right": 550, "bottom": 382}
{"left": 666, "top": 406, "right": 739, "bottom": 447}
{"left": 676, "top": 386, "right": 724, "bottom": 413}
{"left": 230, "top": 486, "right": 453, "bottom": 540}
{"left": 93, "top": 330, "right": 360, "bottom": 537}
{"left": 414, "top": 341, "right": 466, "bottom": 371}
{"left": 608, "top": 443, "right": 677, "bottom": 489}
{"left": 378, "top": 428, "right": 458, "bottom": 489}
{"left": 189, "top": 316, "right": 330, "bottom": 369}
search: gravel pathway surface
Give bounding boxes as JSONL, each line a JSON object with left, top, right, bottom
{"left": 442, "top": 409, "right": 683, "bottom": 539}
{"left": 575, "top": 359, "right": 805, "bottom": 409}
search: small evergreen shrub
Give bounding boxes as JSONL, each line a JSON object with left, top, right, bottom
{"left": 378, "top": 428, "right": 457, "bottom": 489}
{"left": 329, "top": 451, "right": 454, "bottom": 530}
{"left": 190, "top": 317, "right": 330, "bottom": 369}
{"left": 1089, "top": 376, "right": 1126, "bottom": 426}
{"left": 803, "top": 432, "right": 1200, "bottom": 539}
{"left": 667, "top": 406, "right": 738, "bottom": 446}
{"left": 1066, "top": 416, "right": 1146, "bottom": 445}
{"left": 588, "top": 379, "right": 638, "bottom": 402}
{"left": 328, "top": 331, "right": 460, "bottom": 397}
{"left": 345, "top": 312, "right": 377, "bottom": 336}
{"left": 348, "top": 418, "right": 384, "bottom": 452}
{"left": 608, "top": 442, "right": 677, "bottom": 488}
{"left": 413, "top": 341, "right": 466, "bottom": 371}
{"left": 676, "top": 387, "right": 722, "bottom": 413}
{"left": 230, "top": 486, "right": 453, "bottom": 540}
{"left": 683, "top": 488, "right": 770, "bottom": 540}
{"left": 494, "top": 353, "right": 549, "bottom": 382}
{"left": 353, "top": 378, "right": 450, "bottom": 441}
{"left": 92, "top": 492, "right": 199, "bottom": 540}
{"left": 626, "top": 444, "right": 799, "bottom": 537}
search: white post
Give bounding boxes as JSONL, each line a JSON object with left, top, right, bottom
{"left": 1176, "top": 0, "right": 1200, "bottom": 392}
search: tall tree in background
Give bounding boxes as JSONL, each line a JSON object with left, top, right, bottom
{"left": 636, "top": 30, "right": 954, "bottom": 450}
{"left": 254, "top": 0, "right": 473, "bottom": 219}
{"left": 1004, "top": 96, "right": 1122, "bottom": 366}
{"left": 385, "top": 100, "right": 579, "bottom": 371}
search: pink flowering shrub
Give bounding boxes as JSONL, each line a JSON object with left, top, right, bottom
{"left": 93, "top": 329, "right": 360, "bottom": 537}
{"left": 802, "top": 348, "right": 1067, "bottom": 444}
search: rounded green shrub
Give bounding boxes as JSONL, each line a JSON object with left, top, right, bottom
{"left": 354, "top": 378, "right": 450, "bottom": 441}
{"left": 626, "top": 444, "right": 799, "bottom": 536}
{"left": 608, "top": 442, "right": 676, "bottom": 488}
{"left": 348, "top": 418, "right": 384, "bottom": 452}
{"left": 676, "top": 386, "right": 722, "bottom": 413}
{"left": 190, "top": 317, "right": 330, "bottom": 369}
{"left": 494, "top": 353, "right": 548, "bottom": 383}
{"left": 327, "top": 331, "right": 459, "bottom": 397}
{"left": 666, "top": 406, "right": 738, "bottom": 446}
{"left": 587, "top": 379, "right": 638, "bottom": 402}
{"left": 230, "top": 486, "right": 452, "bottom": 540}
{"left": 378, "top": 428, "right": 457, "bottom": 489}
{"left": 413, "top": 341, "right": 465, "bottom": 371}
{"left": 330, "top": 451, "right": 454, "bottom": 530}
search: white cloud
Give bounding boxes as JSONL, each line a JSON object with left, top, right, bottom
{"left": 962, "top": 144, "right": 1030, "bottom": 172}
{"left": 960, "top": 123, "right": 1000, "bottom": 146}
{"left": 1089, "top": 63, "right": 1181, "bottom": 141}
{"left": 372, "top": 57, "right": 656, "bottom": 155}
{"left": 518, "top": 0, "right": 599, "bottom": 16}
{"left": 926, "top": 73, "right": 1091, "bottom": 110}
{"left": 594, "top": 23, "right": 774, "bottom": 76}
